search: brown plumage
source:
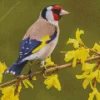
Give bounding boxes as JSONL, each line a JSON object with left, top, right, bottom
{"left": 23, "top": 16, "right": 57, "bottom": 40}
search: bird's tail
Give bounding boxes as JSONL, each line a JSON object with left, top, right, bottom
{"left": 6, "top": 60, "right": 28, "bottom": 76}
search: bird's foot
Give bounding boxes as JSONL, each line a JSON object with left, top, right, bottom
{"left": 28, "top": 70, "right": 33, "bottom": 80}
{"left": 41, "top": 67, "right": 48, "bottom": 76}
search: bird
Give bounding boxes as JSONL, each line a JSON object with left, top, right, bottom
{"left": 5, "top": 5, "right": 69, "bottom": 76}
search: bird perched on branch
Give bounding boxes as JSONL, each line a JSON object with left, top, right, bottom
{"left": 6, "top": 5, "right": 69, "bottom": 76}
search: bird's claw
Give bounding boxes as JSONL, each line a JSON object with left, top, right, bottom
{"left": 41, "top": 67, "right": 47, "bottom": 76}
{"left": 28, "top": 70, "right": 33, "bottom": 80}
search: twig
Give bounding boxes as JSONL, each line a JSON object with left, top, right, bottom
{"left": 14, "top": 80, "right": 21, "bottom": 95}
{"left": 0, "top": 55, "right": 100, "bottom": 88}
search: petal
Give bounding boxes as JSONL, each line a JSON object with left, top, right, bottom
{"left": 88, "top": 92, "right": 95, "bottom": 100}
{"left": 32, "top": 76, "right": 37, "bottom": 80}
{"left": 96, "top": 92, "right": 100, "bottom": 100}
{"left": 22, "top": 80, "right": 29, "bottom": 88}
{"left": 67, "top": 38, "right": 76, "bottom": 44}
{"left": 1, "top": 85, "right": 22, "bottom": 100}
{"left": 44, "top": 75, "right": 54, "bottom": 89}
{"left": 18, "top": 85, "right": 22, "bottom": 93}
{"left": 73, "top": 41, "right": 79, "bottom": 49}
{"left": 67, "top": 38, "right": 79, "bottom": 48}
{"left": 0, "top": 62, "right": 7, "bottom": 83}
{"left": 96, "top": 70, "right": 100, "bottom": 83}
{"left": 0, "top": 62, "right": 7, "bottom": 74}
{"left": 53, "top": 74, "right": 61, "bottom": 91}
{"left": 0, "top": 75, "right": 3, "bottom": 83}
{"left": 76, "top": 47, "right": 90, "bottom": 64}
{"left": 44, "top": 74, "right": 61, "bottom": 91}
{"left": 45, "top": 56, "right": 55, "bottom": 68}
{"left": 76, "top": 28, "right": 84, "bottom": 43}
{"left": 72, "top": 57, "right": 77, "bottom": 67}
{"left": 64, "top": 50, "right": 76, "bottom": 62}
{"left": 82, "top": 78, "right": 90, "bottom": 89}
{"left": 76, "top": 71, "right": 90, "bottom": 79}
{"left": 93, "top": 43, "right": 100, "bottom": 52}
{"left": 76, "top": 74, "right": 86, "bottom": 79}
{"left": 22, "top": 79, "right": 34, "bottom": 88}
{"left": 82, "top": 63, "right": 96, "bottom": 71}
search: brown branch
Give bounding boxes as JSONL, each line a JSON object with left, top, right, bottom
{"left": 0, "top": 55, "right": 100, "bottom": 88}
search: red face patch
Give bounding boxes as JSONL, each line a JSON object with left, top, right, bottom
{"left": 52, "top": 5, "right": 62, "bottom": 10}
{"left": 52, "top": 5, "right": 62, "bottom": 21}
{"left": 53, "top": 13, "right": 59, "bottom": 21}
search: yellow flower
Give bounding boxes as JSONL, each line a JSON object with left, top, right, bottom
{"left": 76, "top": 71, "right": 90, "bottom": 79}
{"left": 0, "top": 62, "right": 7, "bottom": 83}
{"left": 88, "top": 88, "right": 100, "bottom": 100}
{"left": 32, "top": 76, "right": 37, "bottom": 80}
{"left": 72, "top": 57, "right": 77, "bottom": 67}
{"left": 82, "top": 63, "right": 96, "bottom": 71}
{"left": 75, "top": 47, "right": 90, "bottom": 64}
{"left": 64, "top": 50, "right": 76, "bottom": 67}
{"left": 76, "top": 70, "right": 98, "bottom": 89}
{"left": 67, "top": 38, "right": 79, "bottom": 48}
{"left": 92, "top": 43, "right": 100, "bottom": 52}
{"left": 76, "top": 28, "right": 84, "bottom": 43}
{"left": 88, "top": 92, "right": 94, "bottom": 100}
{"left": 1, "top": 85, "right": 22, "bottom": 100}
{"left": 44, "top": 74, "right": 61, "bottom": 91}
{"left": 96, "top": 70, "right": 100, "bottom": 83}
{"left": 67, "top": 28, "right": 84, "bottom": 48}
{"left": 64, "top": 47, "right": 89, "bottom": 67}
{"left": 64, "top": 50, "right": 76, "bottom": 62}
{"left": 22, "top": 79, "right": 34, "bottom": 88}
{"left": 45, "top": 56, "right": 55, "bottom": 68}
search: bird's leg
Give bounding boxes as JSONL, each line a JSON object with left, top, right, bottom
{"left": 28, "top": 61, "right": 33, "bottom": 80}
{"left": 41, "top": 60, "right": 45, "bottom": 67}
{"left": 29, "top": 61, "right": 32, "bottom": 73}
{"left": 40, "top": 60, "right": 47, "bottom": 75}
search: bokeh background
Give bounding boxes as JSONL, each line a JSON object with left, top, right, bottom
{"left": 0, "top": 0, "right": 100, "bottom": 100}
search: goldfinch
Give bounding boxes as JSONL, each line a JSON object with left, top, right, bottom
{"left": 6, "top": 5, "right": 69, "bottom": 75}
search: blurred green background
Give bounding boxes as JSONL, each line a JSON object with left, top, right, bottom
{"left": 0, "top": 0, "right": 100, "bottom": 100}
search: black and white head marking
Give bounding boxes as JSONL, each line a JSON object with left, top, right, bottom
{"left": 41, "top": 5, "right": 69, "bottom": 25}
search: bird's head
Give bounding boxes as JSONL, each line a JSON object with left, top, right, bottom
{"left": 41, "top": 5, "right": 69, "bottom": 25}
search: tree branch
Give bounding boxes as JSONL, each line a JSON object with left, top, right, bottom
{"left": 0, "top": 55, "right": 100, "bottom": 88}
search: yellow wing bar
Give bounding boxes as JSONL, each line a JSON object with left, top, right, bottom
{"left": 32, "top": 35, "right": 50, "bottom": 53}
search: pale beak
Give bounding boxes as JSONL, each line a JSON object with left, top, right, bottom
{"left": 60, "top": 9, "right": 70, "bottom": 16}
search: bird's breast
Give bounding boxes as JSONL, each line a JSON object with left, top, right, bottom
{"left": 38, "top": 33, "right": 59, "bottom": 60}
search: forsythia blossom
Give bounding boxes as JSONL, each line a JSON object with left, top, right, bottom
{"left": 44, "top": 74, "right": 61, "bottom": 91}
{"left": 65, "top": 47, "right": 89, "bottom": 67}
{"left": 32, "top": 76, "right": 37, "bottom": 80}
{"left": 96, "top": 70, "right": 100, "bottom": 83}
{"left": 92, "top": 43, "right": 100, "bottom": 52}
{"left": 65, "top": 28, "right": 89, "bottom": 67}
{"left": 44, "top": 56, "right": 55, "bottom": 68}
{"left": 65, "top": 28, "right": 100, "bottom": 100}
{"left": 0, "top": 85, "right": 22, "bottom": 100}
{"left": 76, "top": 68, "right": 98, "bottom": 89}
{"left": 22, "top": 79, "right": 34, "bottom": 88}
{"left": 82, "top": 63, "right": 96, "bottom": 71}
{"left": 0, "top": 62, "right": 7, "bottom": 83}
{"left": 88, "top": 88, "right": 100, "bottom": 100}
{"left": 67, "top": 28, "right": 84, "bottom": 48}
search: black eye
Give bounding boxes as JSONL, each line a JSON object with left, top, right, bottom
{"left": 52, "top": 9, "right": 60, "bottom": 15}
